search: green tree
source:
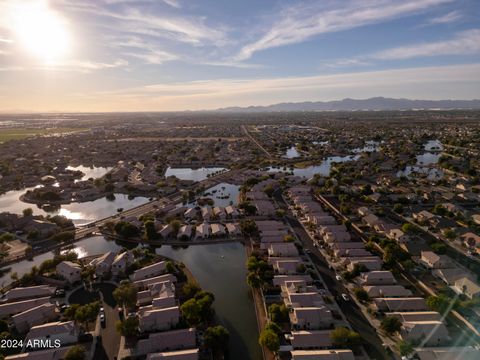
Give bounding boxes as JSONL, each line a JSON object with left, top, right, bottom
{"left": 268, "top": 303, "right": 289, "bottom": 323}
{"left": 116, "top": 317, "right": 139, "bottom": 337}
{"left": 113, "top": 282, "right": 138, "bottom": 309}
{"left": 74, "top": 302, "right": 100, "bottom": 328}
{"left": 381, "top": 316, "right": 402, "bottom": 335}
{"left": 401, "top": 223, "right": 416, "bottom": 234}
{"left": 246, "top": 272, "right": 262, "bottom": 288}
{"left": 144, "top": 220, "right": 158, "bottom": 240}
{"left": 22, "top": 208, "right": 33, "bottom": 217}
{"left": 259, "top": 329, "right": 279, "bottom": 352}
{"left": 180, "top": 298, "right": 202, "bottom": 326}
{"left": 183, "top": 281, "right": 201, "bottom": 299}
{"left": 64, "top": 345, "right": 86, "bottom": 360}
{"left": 330, "top": 327, "right": 361, "bottom": 349}
{"left": 354, "top": 288, "right": 370, "bottom": 302}
{"left": 426, "top": 295, "right": 451, "bottom": 314}
{"left": 399, "top": 340, "right": 414, "bottom": 357}
{"left": 204, "top": 325, "right": 230, "bottom": 355}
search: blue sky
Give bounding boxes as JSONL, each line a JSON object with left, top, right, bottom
{"left": 0, "top": 0, "right": 479, "bottom": 111}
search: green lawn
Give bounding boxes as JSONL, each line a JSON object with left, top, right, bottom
{"left": 0, "top": 127, "right": 86, "bottom": 143}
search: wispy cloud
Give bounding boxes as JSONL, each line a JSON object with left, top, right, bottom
{"left": 235, "top": 0, "right": 453, "bottom": 61}
{"left": 326, "top": 29, "right": 480, "bottom": 67}
{"left": 163, "top": 0, "right": 181, "bottom": 9}
{"left": 428, "top": 10, "right": 462, "bottom": 24}
{"left": 371, "top": 29, "right": 480, "bottom": 60}
{"left": 0, "top": 38, "right": 13, "bottom": 43}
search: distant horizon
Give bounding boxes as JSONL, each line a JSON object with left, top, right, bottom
{"left": 1, "top": 95, "right": 480, "bottom": 115}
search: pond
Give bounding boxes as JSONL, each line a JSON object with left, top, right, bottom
{"left": 157, "top": 243, "right": 261, "bottom": 360}
{"left": 0, "top": 237, "right": 261, "bottom": 360}
{"left": 268, "top": 155, "right": 360, "bottom": 178}
{"left": 185, "top": 183, "right": 240, "bottom": 208}
{"left": 66, "top": 165, "right": 112, "bottom": 182}
{"left": 424, "top": 139, "right": 443, "bottom": 151}
{"left": 284, "top": 146, "right": 301, "bottom": 158}
{"left": 0, "top": 189, "right": 149, "bottom": 225}
{"left": 0, "top": 236, "right": 122, "bottom": 287}
{"left": 164, "top": 167, "right": 226, "bottom": 181}
{"left": 397, "top": 166, "right": 443, "bottom": 180}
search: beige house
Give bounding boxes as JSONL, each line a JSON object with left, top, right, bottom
{"left": 453, "top": 277, "right": 480, "bottom": 299}
{"left": 360, "top": 271, "right": 397, "bottom": 286}
{"left": 129, "top": 328, "right": 196, "bottom": 357}
{"left": 130, "top": 261, "right": 167, "bottom": 282}
{"left": 290, "top": 330, "right": 333, "bottom": 350}
{"left": 290, "top": 307, "right": 334, "bottom": 330}
{"left": 291, "top": 349, "right": 354, "bottom": 360}
{"left": 420, "top": 251, "right": 453, "bottom": 269}
{"left": 56, "top": 261, "right": 81, "bottom": 283}
{"left": 401, "top": 321, "right": 450, "bottom": 346}
{"left": 25, "top": 321, "right": 79, "bottom": 349}
{"left": 138, "top": 306, "right": 180, "bottom": 332}
{"left": 12, "top": 303, "right": 58, "bottom": 333}
{"left": 146, "top": 349, "right": 199, "bottom": 360}
{"left": 5, "top": 285, "right": 55, "bottom": 302}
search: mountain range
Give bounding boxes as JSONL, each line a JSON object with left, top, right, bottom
{"left": 216, "top": 97, "right": 480, "bottom": 112}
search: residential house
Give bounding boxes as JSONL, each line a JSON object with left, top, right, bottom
{"left": 386, "top": 311, "right": 442, "bottom": 323}
{"left": 12, "top": 303, "right": 58, "bottom": 333}
{"left": 56, "top": 261, "right": 81, "bottom": 283}
{"left": 0, "top": 297, "right": 51, "bottom": 318}
{"left": 453, "top": 277, "right": 480, "bottom": 299}
{"left": 290, "top": 307, "right": 333, "bottom": 330}
{"left": 195, "top": 223, "right": 210, "bottom": 240}
{"left": 177, "top": 225, "right": 192, "bottom": 240}
{"left": 89, "top": 251, "right": 116, "bottom": 276}
{"left": 388, "top": 229, "right": 409, "bottom": 243}
{"left": 130, "top": 328, "right": 196, "bottom": 357}
{"left": 415, "top": 347, "right": 480, "bottom": 360}
{"left": 111, "top": 251, "right": 135, "bottom": 276}
{"left": 401, "top": 321, "right": 450, "bottom": 346}
{"left": 139, "top": 306, "right": 180, "bottom": 332}
{"left": 225, "top": 223, "right": 241, "bottom": 237}
{"left": 360, "top": 271, "right": 397, "bottom": 286}
{"left": 268, "top": 243, "right": 299, "bottom": 257}
{"left": 225, "top": 206, "right": 239, "bottom": 219}
{"left": 5, "top": 347, "right": 72, "bottom": 360}
{"left": 420, "top": 251, "right": 453, "bottom": 269}
{"left": 290, "top": 349, "right": 354, "bottom": 360}
{"left": 130, "top": 261, "right": 166, "bottom": 282}
{"left": 290, "top": 330, "right": 333, "bottom": 350}
{"left": 146, "top": 349, "right": 199, "bottom": 360}
{"left": 373, "top": 297, "right": 427, "bottom": 312}
{"left": 212, "top": 207, "right": 226, "bottom": 221}
{"left": 210, "top": 223, "right": 226, "bottom": 237}
{"left": 25, "top": 321, "right": 79, "bottom": 349}
{"left": 4, "top": 285, "right": 55, "bottom": 302}
{"left": 363, "top": 285, "right": 412, "bottom": 298}
{"left": 432, "top": 268, "right": 474, "bottom": 285}
{"left": 159, "top": 224, "right": 173, "bottom": 239}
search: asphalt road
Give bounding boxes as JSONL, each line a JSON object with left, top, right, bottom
{"left": 274, "top": 191, "right": 391, "bottom": 360}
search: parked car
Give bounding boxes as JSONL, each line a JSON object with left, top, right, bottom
{"left": 100, "top": 313, "right": 106, "bottom": 327}
{"left": 341, "top": 293, "right": 350, "bottom": 301}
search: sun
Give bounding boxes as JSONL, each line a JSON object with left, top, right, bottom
{"left": 12, "top": 1, "right": 70, "bottom": 63}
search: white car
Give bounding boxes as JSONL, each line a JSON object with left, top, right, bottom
{"left": 341, "top": 293, "right": 350, "bottom": 301}
{"left": 335, "top": 275, "right": 342, "bottom": 282}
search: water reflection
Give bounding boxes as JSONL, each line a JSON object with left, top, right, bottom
{"left": 157, "top": 243, "right": 262, "bottom": 360}
{"left": 165, "top": 167, "right": 226, "bottom": 181}
{"left": 284, "top": 146, "right": 301, "bottom": 158}
{"left": 66, "top": 165, "right": 112, "bottom": 182}
{"left": 269, "top": 155, "right": 360, "bottom": 178}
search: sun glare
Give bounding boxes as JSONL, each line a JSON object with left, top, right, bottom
{"left": 12, "top": 1, "right": 70, "bottom": 63}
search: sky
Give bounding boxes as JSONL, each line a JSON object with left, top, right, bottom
{"left": 0, "top": 0, "right": 479, "bottom": 112}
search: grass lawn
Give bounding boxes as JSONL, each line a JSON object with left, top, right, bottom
{"left": 0, "top": 127, "right": 86, "bottom": 143}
